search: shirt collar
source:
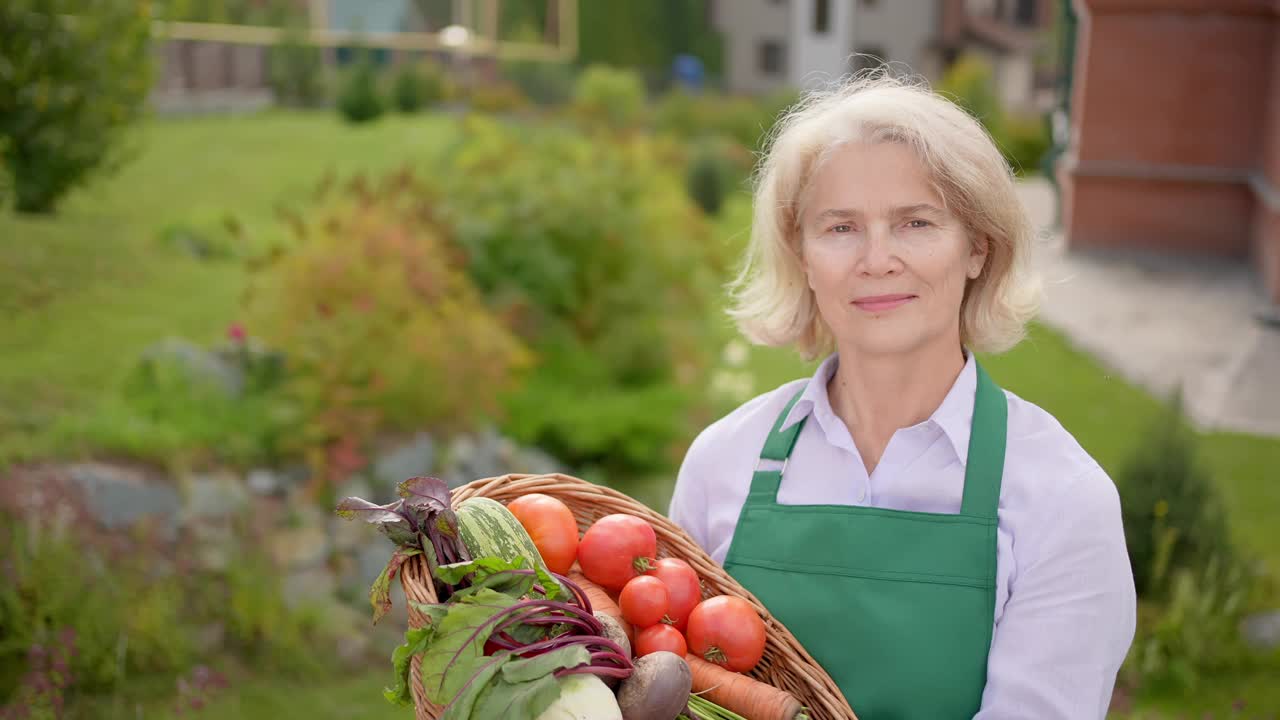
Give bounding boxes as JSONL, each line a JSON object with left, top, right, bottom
{"left": 778, "top": 349, "right": 979, "bottom": 466}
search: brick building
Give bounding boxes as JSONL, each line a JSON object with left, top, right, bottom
{"left": 1057, "top": 0, "right": 1280, "bottom": 306}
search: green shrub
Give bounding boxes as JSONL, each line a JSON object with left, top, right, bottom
{"left": 937, "top": 54, "right": 1005, "bottom": 143}
{"left": 686, "top": 140, "right": 730, "bottom": 216}
{"left": 502, "top": 60, "right": 576, "bottom": 106}
{"left": 0, "top": 513, "right": 195, "bottom": 696}
{"left": 0, "top": 512, "right": 343, "bottom": 705}
{"left": 1118, "top": 393, "right": 1236, "bottom": 597}
{"left": 1122, "top": 556, "right": 1260, "bottom": 695}
{"left": 654, "top": 88, "right": 799, "bottom": 154}
{"left": 336, "top": 60, "right": 385, "bottom": 124}
{"left": 0, "top": 0, "right": 153, "bottom": 214}
{"left": 242, "top": 170, "right": 530, "bottom": 485}
{"left": 468, "top": 81, "right": 529, "bottom": 114}
{"left": 433, "top": 118, "right": 725, "bottom": 473}
{"left": 269, "top": 24, "right": 327, "bottom": 108}
{"left": 571, "top": 65, "right": 646, "bottom": 129}
{"left": 50, "top": 332, "right": 295, "bottom": 469}
{"left": 391, "top": 61, "right": 444, "bottom": 113}
{"left": 1002, "top": 112, "right": 1051, "bottom": 176}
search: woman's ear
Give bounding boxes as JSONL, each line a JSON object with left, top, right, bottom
{"left": 968, "top": 234, "right": 990, "bottom": 279}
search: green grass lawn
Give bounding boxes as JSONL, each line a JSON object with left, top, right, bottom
{"left": 68, "top": 667, "right": 409, "bottom": 720}
{"left": 0, "top": 111, "right": 458, "bottom": 464}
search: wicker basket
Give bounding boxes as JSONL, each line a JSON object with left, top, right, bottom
{"left": 398, "top": 473, "right": 857, "bottom": 720}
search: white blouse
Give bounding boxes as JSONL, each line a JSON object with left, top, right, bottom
{"left": 669, "top": 351, "right": 1137, "bottom": 719}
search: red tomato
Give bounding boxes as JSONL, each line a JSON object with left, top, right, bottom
{"left": 507, "top": 494, "right": 579, "bottom": 575}
{"left": 635, "top": 624, "right": 688, "bottom": 658}
{"left": 686, "top": 596, "right": 766, "bottom": 673}
{"left": 619, "top": 576, "right": 669, "bottom": 628}
{"left": 577, "top": 514, "right": 657, "bottom": 592}
{"left": 645, "top": 558, "right": 701, "bottom": 632}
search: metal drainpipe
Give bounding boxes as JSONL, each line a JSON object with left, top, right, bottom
{"left": 1042, "top": 0, "right": 1078, "bottom": 228}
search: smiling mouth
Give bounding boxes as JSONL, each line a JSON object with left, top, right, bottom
{"left": 851, "top": 294, "right": 916, "bottom": 313}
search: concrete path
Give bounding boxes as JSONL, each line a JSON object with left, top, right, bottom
{"left": 1016, "top": 179, "right": 1280, "bottom": 437}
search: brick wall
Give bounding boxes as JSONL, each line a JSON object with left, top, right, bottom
{"left": 1062, "top": 0, "right": 1280, "bottom": 303}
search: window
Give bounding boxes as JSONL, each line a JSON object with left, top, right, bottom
{"left": 813, "top": 0, "right": 830, "bottom": 34}
{"left": 851, "top": 47, "right": 886, "bottom": 73}
{"left": 760, "top": 40, "right": 785, "bottom": 75}
{"left": 1014, "top": 0, "right": 1038, "bottom": 26}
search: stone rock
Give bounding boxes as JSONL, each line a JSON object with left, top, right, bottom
{"left": 184, "top": 471, "right": 247, "bottom": 522}
{"left": 357, "top": 538, "right": 392, "bottom": 588}
{"left": 327, "top": 604, "right": 375, "bottom": 668}
{"left": 248, "top": 464, "right": 308, "bottom": 497}
{"left": 188, "top": 521, "right": 235, "bottom": 572}
{"left": 270, "top": 523, "right": 328, "bottom": 570}
{"left": 372, "top": 433, "right": 436, "bottom": 499}
{"left": 247, "top": 468, "right": 282, "bottom": 496}
{"left": 511, "top": 446, "right": 564, "bottom": 477}
{"left": 137, "top": 337, "right": 243, "bottom": 397}
{"left": 442, "top": 427, "right": 507, "bottom": 488}
{"left": 442, "top": 428, "right": 566, "bottom": 487}
{"left": 68, "top": 463, "right": 181, "bottom": 540}
{"left": 1241, "top": 609, "right": 1280, "bottom": 650}
{"left": 282, "top": 566, "right": 336, "bottom": 608}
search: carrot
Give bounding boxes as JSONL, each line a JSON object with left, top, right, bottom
{"left": 569, "top": 566, "right": 634, "bottom": 646}
{"left": 686, "top": 654, "right": 805, "bottom": 720}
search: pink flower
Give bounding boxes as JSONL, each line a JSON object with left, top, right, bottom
{"left": 227, "top": 324, "right": 246, "bottom": 343}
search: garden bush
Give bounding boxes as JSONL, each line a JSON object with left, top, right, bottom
{"left": 391, "top": 61, "right": 444, "bottom": 113}
{"left": 467, "top": 81, "right": 529, "bottom": 114}
{"left": 936, "top": 54, "right": 1005, "bottom": 145}
{"left": 0, "top": 511, "right": 333, "bottom": 707}
{"left": 502, "top": 59, "right": 576, "bottom": 106}
{"left": 430, "top": 118, "right": 726, "bottom": 473}
{"left": 570, "top": 65, "right": 646, "bottom": 130}
{"left": 0, "top": 0, "right": 153, "bottom": 213}
{"left": 336, "top": 60, "right": 385, "bottom": 124}
{"left": 269, "top": 24, "right": 327, "bottom": 108}
{"left": 242, "top": 170, "right": 530, "bottom": 486}
{"left": 1117, "top": 392, "right": 1237, "bottom": 597}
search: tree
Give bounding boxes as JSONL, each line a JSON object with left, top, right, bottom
{"left": 0, "top": 1, "right": 153, "bottom": 214}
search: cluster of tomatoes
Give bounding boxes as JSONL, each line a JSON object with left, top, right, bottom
{"left": 508, "top": 494, "right": 767, "bottom": 673}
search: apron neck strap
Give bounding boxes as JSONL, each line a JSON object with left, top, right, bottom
{"left": 746, "top": 389, "right": 807, "bottom": 499}
{"left": 746, "top": 360, "right": 1008, "bottom": 518}
{"left": 959, "top": 362, "right": 1007, "bottom": 519}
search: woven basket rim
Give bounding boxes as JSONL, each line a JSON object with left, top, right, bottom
{"left": 398, "top": 472, "right": 857, "bottom": 720}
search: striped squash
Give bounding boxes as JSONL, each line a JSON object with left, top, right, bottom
{"left": 455, "top": 496, "right": 546, "bottom": 570}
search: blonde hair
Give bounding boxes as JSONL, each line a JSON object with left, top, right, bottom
{"left": 728, "top": 70, "right": 1042, "bottom": 360}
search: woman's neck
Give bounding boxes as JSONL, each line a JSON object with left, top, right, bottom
{"left": 826, "top": 338, "right": 967, "bottom": 475}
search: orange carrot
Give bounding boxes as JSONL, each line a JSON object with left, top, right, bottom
{"left": 569, "top": 567, "right": 634, "bottom": 646}
{"left": 686, "top": 654, "right": 805, "bottom": 720}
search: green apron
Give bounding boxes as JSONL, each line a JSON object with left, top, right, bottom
{"left": 723, "top": 362, "right": 1007, "bottom": 720}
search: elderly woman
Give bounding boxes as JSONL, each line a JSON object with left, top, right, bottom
{"left": 668, "top": 74, "right": 1136, "bottom": 719}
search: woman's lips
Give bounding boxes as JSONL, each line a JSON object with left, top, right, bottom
{"left": 852, "top": 294, "right": 916, "bottom": 313}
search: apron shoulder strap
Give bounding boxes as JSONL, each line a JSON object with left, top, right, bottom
{"left": 959, "top": 362, "right": 1008, "bottom": 519}
{"left": 746, "top": 388, "right": 808, "bottom": 500}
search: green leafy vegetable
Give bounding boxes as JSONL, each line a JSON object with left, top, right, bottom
{"left": 336, "top": 475, "right": 473, "bottom": 617}
{"left": 420, "top": 589, "right": 521, "bottom": 704}
{"left": 448, "top": 646, "right": 593, "bottom": 720}
{"left": 370, "top": 547, "right": 421, "bottom": 624}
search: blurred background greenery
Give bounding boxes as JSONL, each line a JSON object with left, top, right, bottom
{"left": 2, "top": 1, "right": 1277, "bottom": 718}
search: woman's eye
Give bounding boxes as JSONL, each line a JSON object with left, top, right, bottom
{"left": 906, "top": 219, "right": 931, "bottom": 229}
{"left": 830, "top": 224, "right": 852, "bottom": 233}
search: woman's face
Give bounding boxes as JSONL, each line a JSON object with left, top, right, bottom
{"left": 799, "top": 141, "right": 987, "bottom": 359}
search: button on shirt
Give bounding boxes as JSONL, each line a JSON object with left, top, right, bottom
{"left": 668, "top": 352, "right": 1137, "bottom": 719}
